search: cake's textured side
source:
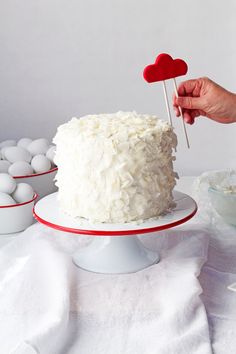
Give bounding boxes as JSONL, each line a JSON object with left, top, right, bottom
{"left": 53, "top": 111, "right": 177, "bottom": 223}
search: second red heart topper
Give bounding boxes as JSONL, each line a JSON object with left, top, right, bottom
{"left": 143, "top": 53, "right": 190, "bottom": 148}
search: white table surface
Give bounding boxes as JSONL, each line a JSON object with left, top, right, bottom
{"left": 1, "top": 176, "right": 236, "bottom": 354}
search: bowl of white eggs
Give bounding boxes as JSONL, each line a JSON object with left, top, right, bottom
{"left": 0, "top": 173, "right": 37, "bottom": 234}
{"left": 0, "top": 137, "right": 58, "bottom": 199}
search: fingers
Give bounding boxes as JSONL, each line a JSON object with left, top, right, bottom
{"left": 172, "top": 81, "right": 203, "bottom": 113}
{"left": 172, "top": 79, "right": 205, "bottom": 124}
{"left": 183, "top": 111, "right": 194, "bottom": 124}
{"left": 174, "top": 106, "right": 180, "bottom": 117}
{"left": 183, "top": 110, "right": 201, "bottom": 124}
{"left": 173, "top": 107, "right": 201, "bottom": 124}
{"left": 176, "top": 96, "right": 203, "bottom": 110}
{"left": 172, "top": 93, "right": 181, "bottom": 116}
{"left": 177, "top": 79, "right": 199, "bottom": 96}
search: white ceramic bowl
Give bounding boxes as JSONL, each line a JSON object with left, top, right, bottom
{"left": 0, "top": 193, "right": 38, "bottom": 234}
{"left": 14, "top": 167, "right": 58, "bottom": 199}
{"left": 208, "top": 187, "right": 236, "bottom": 226}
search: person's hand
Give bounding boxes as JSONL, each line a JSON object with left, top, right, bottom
{"left": 173, "top": 77, "right": 236, "bottom": 124}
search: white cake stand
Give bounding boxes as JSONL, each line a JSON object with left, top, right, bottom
{"left": 33, "top": 191, "right": 197, "bottom": 274}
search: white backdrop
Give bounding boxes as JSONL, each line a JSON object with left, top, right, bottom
{"left": 0, "top": 0, "right": 235, "bottom": 175}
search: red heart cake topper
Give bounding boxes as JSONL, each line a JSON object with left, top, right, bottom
{"left": 143, "top": 53, "right": 190, "bottom": 148}
{"left": 143, "top": 53, "right": 188, "bottom": 83}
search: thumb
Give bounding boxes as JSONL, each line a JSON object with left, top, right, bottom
{"left": 176, "top": 96, "right": 203, "bottom": 110}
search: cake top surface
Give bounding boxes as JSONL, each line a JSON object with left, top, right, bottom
{"left": 54, "top": 111, "right": 174, "bottom": 141}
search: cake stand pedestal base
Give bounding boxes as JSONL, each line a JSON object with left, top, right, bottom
{"left": 33, "top": 191, "right": 197, "bottom": 274}
{"left": 73, "top": 235, "right": 159, "bottom": 274}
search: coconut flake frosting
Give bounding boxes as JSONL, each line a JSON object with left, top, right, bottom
{"left": 53, "top": 111, "right": 178, "bottom": 223}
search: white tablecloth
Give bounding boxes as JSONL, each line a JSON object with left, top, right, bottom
{"left": 0, "top": 176, "right": 236, "bottom": 354}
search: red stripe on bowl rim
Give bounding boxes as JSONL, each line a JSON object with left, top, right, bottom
{"left": 13, "top": 167, "right": 58, "bottom": 179}
{"left": 0, "top": 193, "right": 38, "bottom": 208}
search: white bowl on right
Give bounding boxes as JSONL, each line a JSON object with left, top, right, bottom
{"left": 208, "top": 187, "right": 236, "bottom": 226}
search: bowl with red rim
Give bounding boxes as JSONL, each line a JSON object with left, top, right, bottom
{"left": 0, "top": 193, "right": 38, "bottom": 234}
{"left": 13, "top": 167, "right": 58, "bottom": 199}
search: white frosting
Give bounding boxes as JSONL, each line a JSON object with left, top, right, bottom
{"left": 53, "top": 111, "right": 178, "bottom": 223}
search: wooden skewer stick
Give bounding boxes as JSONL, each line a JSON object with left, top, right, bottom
{"left": 173, "top": 78, "right": 190, "bottom": 149}
{"left": 162, "top": 80, "right": 173, "bottom": 126}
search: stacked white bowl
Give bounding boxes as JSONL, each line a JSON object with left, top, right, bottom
{"left": 0, "top": 138, "right": 58, "bottom": 199}
{"left": 0, "top": 173, "right": 37, "bottom": 234}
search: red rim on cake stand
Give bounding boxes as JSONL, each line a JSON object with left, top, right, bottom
{"left": 33, "top": 190, "right": 197, "bottom": 274}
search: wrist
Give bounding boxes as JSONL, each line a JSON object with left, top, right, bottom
{"left": 229, "top": 93, "right": 236, "bottom": 123}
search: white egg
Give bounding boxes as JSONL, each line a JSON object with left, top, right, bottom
{"left": 8, "top": 161, "right": 34, "bottom": 177}
{"left": 46, "top": 145, "right": 56, "bottom": 163}
{"left": 27, "top": 138, "right": 50, "bottom": 156}
{"left": 0, "top": 160, "right": 11, "bottom": 173}
{"left": 12, "top": 183, "right": 34, "bottom": 203}
{"left": 0, "top": 140, "right": 16, "bottom": 148}
{"left": 0, "top": 192, "right": 16, "bottom": 206}
{"left": 31, "top": 155, "right": 51, "bottom": 173}
{"left": 0, "top": 173, "right": 17, "bottom": 194}
{"left": 17, "top": 138, "right": 33, "bottom": 149}
{"left": 4, "top": 146, "right": 32, "bottom": 163}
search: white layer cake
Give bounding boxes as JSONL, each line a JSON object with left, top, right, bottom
{"left": 53, "top": 111, "right": 178, "bottom": 223}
